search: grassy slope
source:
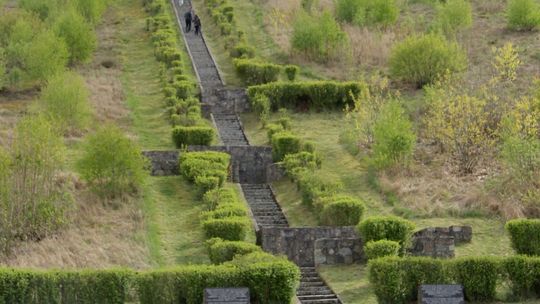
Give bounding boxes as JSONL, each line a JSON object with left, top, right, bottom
{"left": 116, "top": 0, "right": 210, "bottom": 266}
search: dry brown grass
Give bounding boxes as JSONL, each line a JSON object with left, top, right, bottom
{"left": 345, "top": 25, "right": 398, "bottom": 69}
{"left": 0, "top": 91, "right": 36, "bottom": 147}
{"left": 0, "top": 174, "right": 151, "bottom": 269}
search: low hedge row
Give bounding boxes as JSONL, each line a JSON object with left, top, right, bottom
{"left": 369, "top": 256, "right": 540, "bottom": 303}
{"left": 247, "top": 81, "right": 367, "bottom": 111}
{"left": 144, "top": 0, "right": 215, "bottom": 147}
{"left": 506, "top": 218, "right": 540, "bottom": 256}
{"left": 364, "top": 240, "right": 400, "bottom": 260}
{"left": 357, "top": 216, "right": 416, "bottom": 254}
{"left": 233, "top": 59, "right": 281, "bottom": 85}
{"left": 206, "top": 238, "right": 262, "bottom": 264}
{"left": 179, "top": 151, "right": 230, "bottom": 192}
{"left": 0, "top": 261, "right": 299, "bottom": 304}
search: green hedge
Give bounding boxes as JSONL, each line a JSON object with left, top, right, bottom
{"left": 364, "top": 240, "right": 400, "bottom": 260}
{"left": 504, "top": 255, "right": 540, "bottom": 299}
{"left": 247, "top": 81, "right": 367, "bottom": 110}
{"left": 179, "top": 151, "right": 230, "bottom": 185}
{"left": 172, "top": 126, "right": 214, "bottom": 148}
{"left": 284, "top": 65, "right": 299, "bottom": 81}
{"left": 206, "top": 238, "right": 262, "bottom": 264}
{"left": 451, "top": 257, "right": 500, "bottom": 301}
{"left": 357, "top": 216, "right": 415, "bottom": 253}
{"left": 233, "top": 59, "right": 281, "bottom": 85}
{"left": 318, "top": 195, "right": 365, "bottom": 226}
{"left": 271, "top": 131, "right": 302, "bottom": 161}
{"left": 506, "top": 219, "right": 540, "bottom": 255}
{"left": 202, "top": 217, "right": 249, "bottom": 241}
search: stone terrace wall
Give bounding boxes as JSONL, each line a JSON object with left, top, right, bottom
{"left": 142, "top": 151, "right": 180, "bottom": 176}
{"left": 259, "top": 227, "right": 362, "bottom": 266}
{"left": 409, "top": 226, "right": 472, "bottom": 258}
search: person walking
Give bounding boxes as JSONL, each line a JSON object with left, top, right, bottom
{"left": 193, "top": 14, "right": 201, "bottom": 36}
{"left": 184, "top": 9, "right": 192, "bottom": 32}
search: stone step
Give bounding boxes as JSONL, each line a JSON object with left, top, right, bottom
{"left": 298, "top": 294, "right": 339, "bottom": 301}
{"left": 297, "top": 288, "right": 334, "bottom": 296}
{"left": 298, "top": 299, "right": 340, "bottom": 304}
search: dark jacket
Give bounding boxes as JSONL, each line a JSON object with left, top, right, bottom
{"left": 193, "top": 16, "right": 201, "bottom": 27}
{"left": 184, "top": 11, "right": 192, "bottom": 21}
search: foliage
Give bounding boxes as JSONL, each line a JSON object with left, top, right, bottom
{"left": 75, "top": 0, "right": 108, "bottom": 24}
{"left": 503, "top": 255, "right": 540, "bottom": 299}
{"left": 171, "top": 126, "right": 214, "bottom": 148}
{"left": 284, "top": 65, "right": 299, "bottom": 81}
{"left": 295, "top": 172, "right": 342, "bottom": 205}
{"left": 202, "top": 187, "right": 238, "bottom": 210}
{"left": 271, "top": 131, "right": 302, "bottom": 161}
{"left": 76, "top": 126, "right": 148, "bottom": 199}
{"left": 39, "top": 71, "right": 92, "bottom": 133}
{"left": 336, "top": 0, "right": 399, "bottom": 27}
{"left": 507, "top": 0, "right": 540, "bottom": 31}
{"left": 21, "top": 30, "right": 69, "bottom": 84}
{"left": 371, "top": 100, "right": 416, "bottom": 169}
{"left": 318, "top": 195, "right": 365, "bottom": 226}
{"left": 451, "top": 257, "right": 501, "bottom": 301}
{"left": 230, "top": 44, "right": 255, "bottom": 59}
{"left": 364, "top": 240, "right": 400, "bottom": 260}
{"left": 281, "top": 151, "right": 322, "bottom": 177}
{"left": 432, "top": 0, "right": 472, "bottom": 36}
{"left": 54, "top": 9, "right": 97, "bottom": 63}
{"left": 0, "top": 48, "right": 5, "bottom": 89}
{"left": 251, "top": 92, "right": 270, "bottom": 125}
{"left": 506, "top": 219, "right": 540, "bottom": 255}
{"left": 206, "top": 238, "right": 261, "bottom": 264}
{"left": 179, "top": 151, "right": 230, "bottom": 194}
{"left": 492, "top": 43, "right": 522, "bottom": 82}
{"left": 201, "top": 217, "right": 249, "bottom": 241}
{"left": 233, "top": 59, "right": 281, "bottom": 85}
{"left": 291, "top": 11, "right": 349, "bottom": 63}
{"left": 357, "top": 216, "right": 415, "bottom": 253}
{"left": 389, "top": 33, "right": 467, "bottom": 87}
{"left": 247, "top": 81, "right": 367, "bottom": 110}
{"left": 0, "top": 116, "right": 67, "bottom": 253}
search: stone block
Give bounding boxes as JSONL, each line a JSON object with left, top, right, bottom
{"left": 418, "top": 285, "right": 464, "bottom": 304}
{"left": 204, "top": 288, "right": 250, "bottom": 303}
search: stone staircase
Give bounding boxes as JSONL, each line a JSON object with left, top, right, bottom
{"left": 298, "top": 267, "right": 342, "bottom": 304}
{"left": 240, "top": 184, "right": 288, "bottom": 228}
{"left": 213, "top": 113, "right": 249, "bottom": 146}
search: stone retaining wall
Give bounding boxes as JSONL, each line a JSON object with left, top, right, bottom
{"left": 142, "top": 151, "right": 180, "bottom": 176}
{"left": 409, "top": 226, "right": 472, "bottom": 258}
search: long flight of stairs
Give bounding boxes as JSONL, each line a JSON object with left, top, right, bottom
{"left": 298, "top": 267, "right": 342, "bottom": 304}
{"left": 213, "top": 113, "right": 249, "bottom": 146}
{"left": 240, "top": 184, "right": 288, "bottom": 228}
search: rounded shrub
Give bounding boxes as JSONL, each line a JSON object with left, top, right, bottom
{"left": 318, "top": 195, "right": 365, "bottom": 226}
{"left": 202, "top": 217, "right": 249, "bottom": 241}
{"left": 284, "top": 65, "right": 299, "bottom": 81}
{"left": 22, "top": 29, "right": 69, "bottom": 84}
{"left": 171, "top": 126, "right": 214, "bottom": 148}
{"left": 271, "top": 131, "right": 302, "bottom": 161}
{"left": 207, "top": 239, "right": 261, "bottom": 264}
{"left": 76, "top": 125, "right": 149, "bottom": 199}
{"left": 364, "top": 240, "right": 400, "bottom": 260}
{"left": 54, "top": 9, "right": 96, "bottom": 63}
{"left": 507, "top": 0, "right": 540, "bottom": 31}
{"left": 357, "top": 216, "right": 415, "bottom": 252}
{"left": 389, "top": 33, "right": 467, "bottom": 87}
{"left": 506, "top": 219, "right": 540, "bottom": 255}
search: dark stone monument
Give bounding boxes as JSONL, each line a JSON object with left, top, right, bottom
{"left": 418, "top": 285, "right": 464, "bottom": 304}
{"left": 204, "top": 288, "right": 250, "bottom": 304}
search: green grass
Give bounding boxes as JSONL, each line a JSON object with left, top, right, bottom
{"left": 319, "top": 265, "right": 377, "bottom": 304}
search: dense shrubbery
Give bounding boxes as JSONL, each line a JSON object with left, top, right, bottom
{"left": 179, "top": 152, "right": 230, "bottom": 191}
{"left": 233, "top": 59, "right": 281, "bottom": 85}
{"left": 39, "top": 71, "right": 92, "bottom": 133}
{"left": 271, "top": 131, "right": 302, "bottom": 161}
{"left": 336, "top": 0, "right": 399, "bottom": 27}
{"left": 507, "top": 0, "right": 540, "bottom": 31}
{"left": 206, "top": 238, "right": 261, "bottom": 264}
{"left": 357, "top": 216, "right": 415, "bottom": 253}
{"left": 318, "top": 195, "right": 365, "bottom": 226}
{"left": 284, "top": 65, "right": 299, "bottom": 81}
{"left": 54, "top": 9, "right": 97, "bottom": 63}
{"left": 21, "top": 30, "right": 69, "bottom": 85}
{"left": 0, "top": 116, "right": 68, "bottom": 253}
{"left": 364, "top": 240, "right": 400, "bottom": 260}
{"left": 291, "top": 12, "right": 349, "bottom": 63}
{"left": 172, "top": 126, "right": 214, "bottom": 147}
{"left": 432, "top": 0, "right": 473, "bottom": 36}
{"left": 0, "top": 261, "right": 300, "bottom": 304}
{"left": 76, "top": 126, "right": 148, "bottom": 199}
{"left": 247, "top": 81, "right": 366, "bottom": 110}
{"left": 389, "top": 33, "right": 467, "bottom": 87}
{"left": 506, "top": 219, "right": 540, "bottom": 255}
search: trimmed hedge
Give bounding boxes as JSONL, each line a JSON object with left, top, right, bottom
{"left": 284, "top": 65, "right": 299, "bottom": 81}
{"left": 506, "top": 219, "right": 540, "bottom": 255}
{"left": 202, "top": 217, "right": 249, "bottom": 241}
{"left": 318, "top": 195, "right": 365, "bottom": 226}
{"left": 504, "top": 255, "right": 540, "bottom": 299}
{"left": 179, "top": 151, "right": 230, "bottom": 187}
{"left": 364, "top": 240, "right": 400, "bottom": 260}
{"left": 233, "top": 59, "right": 281, "bottom": 85}
{"left": 357, "top": 216, "right": 415, "bottom": 253}
{"left": 206, "top": 238, "right": 262, "bottom": 264}
{"left": 451, "top": 257, "right": 500, "bottom": 301}
{"left": 172, "top": 126, "right": 214, "bottom": 148}
{"left": 271, "top": 131, "right": 302, "bottom": 161}
{"left": 247, "top": 81, "right": 367, "bottom": 110}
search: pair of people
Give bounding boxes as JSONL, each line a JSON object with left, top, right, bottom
{"left": 184, "top": 8, "right": 201, "bottom": 35}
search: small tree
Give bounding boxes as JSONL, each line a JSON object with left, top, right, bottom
{"left": 40, "top": 71, "right": 93, "bottom": 134}
{"left": 55, "top": 9, "right": 97, "bottom": 63}
{"left": 22, "top": 29, "right": 69, "bottom": 84}
{"left": 492, "top": 43, "right": 521, "bottom": 82}
{"left": 77, "top": 126, "right": 149, "bottom": 199}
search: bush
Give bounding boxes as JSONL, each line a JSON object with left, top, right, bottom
{"left": 54, "top": 9, "right": 97, "bottom": 63}
{"left": 75, "top": 0, "right": 108, "bottom": 24}
{"left": 233, "top": 59, "right": 281, "bottom": 85}
{"left": 507, "top": 0, "right": 540, "bottom": 31}
{"left": 281, "top": 151, "right": 321, "bottom": 177}
{"left": 364, "top": 240, "right": 400, "bottom": 260}
{"left": 506, "top": 219, "right": 540, "bottom": 255}
{"left": 251, "top": 92, "right": 270, "bottom": 124}
{"left": 337, "top": 0, "right": 399, "bottom": 27}
{"left": 179, "top": 151, "right": 230, "bottom": 189}
{"left": 39, "top": 71, "right": 92, "bottom": 133}
{"left": 202, "top": 187, "right": 237, "bottom": 210}
{"left": 22, "top": 30, "right": 69, "bottom": 84}
{"left": 433, "top": 0, "right": 473, "bottom": 35}
{"left": 76, "top": 125, "right": 148, "bottom": 198}
{"left": 318, "top": 195, "right": 365, "bottom": 226}
{"left": 291, "top": 11, "right": 349, "bottom": 63}
{"left": 171, "top": 126, "right": 214, "bottom": 148}
{"left": 389, "top": 33, "right": 467, "bottom": 87}
{"left": 271, "top": 131, "right": 302, "bottom": 161}
{"left": 451, "top": 257, "right": 501, "bottom": 301}
{"left": 202, "top": 217, "right": 249, "bottom": 241}
{"left": 207, "top": 239, "right": 261, "bottom": 264}
{"left": 230, "top": 43, "right": 255, "bottom": 59}
{"left": 504, "top": 255, "right": 540, "bottom": 299}
{"left": 296, "top": 172, "right": 342, "bottom": 205}
{"left": 284, "top": 65, "right": 299, "bottom": 81}
{"left": 247, "top": 81, "right": 366, "bottom": 110}
{"left": 371, "top": 101, "right": 415, "bottom": 169}
{"left": 357, "top": 216, "right": 415, "bottom": 253}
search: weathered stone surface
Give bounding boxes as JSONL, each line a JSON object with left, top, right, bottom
{"left": 410, "top": 226, "right": 472, "bottom": 258}
{"left": 259, "top": 227, "right": 363, "bottom": 266}
{"left": 204, "top": 288, "right": 250, "bottom": 303}
{"left": 418, "top": 285, "right": 464, "bottom": 304}
{"left": 414, "top": 226, "right": 472, "bottom": 244}
{"left": 142, "top": 151, "right": 180, "bottom": 176}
